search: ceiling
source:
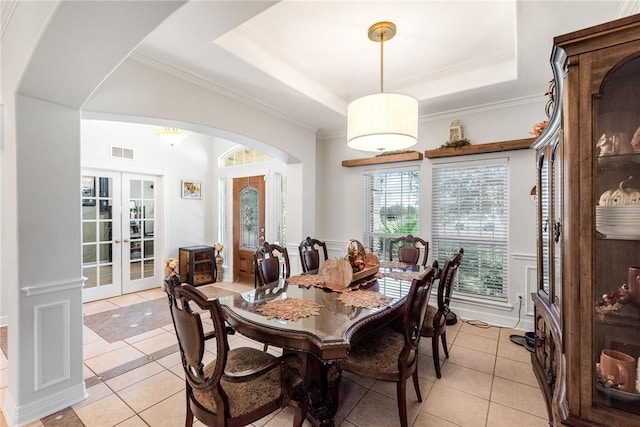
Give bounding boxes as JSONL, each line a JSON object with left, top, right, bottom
{"left": 132, "top": 0, "right": 632, "bottom": 137}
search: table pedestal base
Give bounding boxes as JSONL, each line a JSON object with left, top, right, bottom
{"left": 300, "top": 352, "right": 341, "bottom": 427}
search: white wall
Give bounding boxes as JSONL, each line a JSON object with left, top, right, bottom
{"left": 317, "top": 98, "right": 544, "bottom": 330}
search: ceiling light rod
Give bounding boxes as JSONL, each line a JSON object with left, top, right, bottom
{"left": 369, "top": 21, "right": 396, "bottom": 93}
{"left": 346, "top": 21, "right": 418, "bottom": 153}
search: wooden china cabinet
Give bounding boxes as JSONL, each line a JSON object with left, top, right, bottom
{"left": 532, "top": 14, "right": 640, "bottom": 426}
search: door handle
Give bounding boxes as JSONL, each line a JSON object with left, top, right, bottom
{"left": 114, "top": 239, "right": 121, "bottom": 244}
{"left": 124, "top": 238, "right": 130, "bottom": 242}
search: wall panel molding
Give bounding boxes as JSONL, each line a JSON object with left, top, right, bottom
{"left": 34, "top": 300, "right": 70, "bottom": 391}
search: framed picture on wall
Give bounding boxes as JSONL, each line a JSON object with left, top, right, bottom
{"left": 182, "top": 180, "right": 202, "bottom": 199}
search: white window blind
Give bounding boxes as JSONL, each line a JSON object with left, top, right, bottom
{"left": 432, "top": 160, "right": 509, "bottom": 300}
{"left": 363, "top": 167, "right": 420, "bottom": 257}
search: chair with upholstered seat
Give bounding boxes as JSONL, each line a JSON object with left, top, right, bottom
{"left": 421, "top": 248, "right": 464, "bottom": 379}
{"left": 339, "top": 266, "right": 437, "bottom": 427}
{"left": 164, "top": 282, "right": 307, "bottom": 427}
{"left": 254, "top": 242, "right": 291, "bottom": 288}
{"left": 389, "top": 235, "right": 429, "bottom": 267}
{"left": 298, "top": 236, "right": 328, "bottom": 274}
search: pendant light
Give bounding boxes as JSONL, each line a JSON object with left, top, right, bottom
{"left": 347, "top": 21, "right": 418, "bottom": 152}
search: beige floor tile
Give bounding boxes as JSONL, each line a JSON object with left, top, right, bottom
{"left": 115, "top": 415, "right": 149, "bottom": 426}
{"left": 128, "top": 331, "right": 177, "bottom": 355}
{"left": 137, "top": 390, "right": 187, "bottom": 427}
{"left": 83, "top": 365, "right": 95, "bottom": 379}
{"left": 499, "top": 328, "right": 526, "bottom": 342}
{"left": 446, "top": 345, "right": 496, "bottom": 375}
{"left": 108, "top": 294, "right": 148, "bottom": 307}
{"left": 84, "top": 345, "right": 146, "bottom": 374}
{"left": 490, "top": 377, "right": 547, "bottom": 418}
{"left": 422, "top": 382, "right": 489, "bottom": 427}
{"left": 370, "top": 376, "right": 433, "bottom": 405}
{"left": 345, "top": 389, "right": 421, "bottom": 427}
{"left": 135, "top": 287, "right": 166, "bottom": 301}
{"left": 155, "top": 350, "right": 182, "bottom": 369}
{"left": 413, "top": 410, "right": 460, "bottom": 427}
{"left": 105, "top": 361, "right": 165, "bottom": 391}
{"left": 416, "top": 353, "right": 440, "bottom": 381}
{"left": 75, "top": 394, "right": 135, "bottom": 427}
{"left": 452, "top": 331, "right": 498, "bottom": 356}
{"left": 123, "top": 327, "right": 168, "bottom": 345}
{"left": 494, "top": 356, "right": 539, "bottom": 387}
{"left": 497, "top": 336, "right": 532, "bottom": 363}
{"left": 486, "top": 402, "right": 549, "bottom": 427}
{"left": 459, "top": 322, "right": 501, "bottom": 340}
{"left": 336, "top": 376, "right": 368, "bottom": 419}
{"left": 341, "top": 369, "right": 376, "bottom": 388}
{"left": 117, "top": 370, "right": 184, "bottom": 413}
{"left": 438, "top": 363, "right": 493, "bottom": 400}
{"left": 72, "top": 382, "right": 113, "bottom": 410}
{"left": 83, "top": 299, "right": 119, "bottom": 316}
{"left": 82, "top": 325, "right": 103, "bottom": 345}
{"left": 262, "top": 406, "right": 314, "bottom": 427}
{"left": 83, "top": 338, "right": 127, "bottom": 359}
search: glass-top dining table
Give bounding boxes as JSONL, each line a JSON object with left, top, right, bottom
{"left": 198, "top": 261, "right": 427, "bottom": 427}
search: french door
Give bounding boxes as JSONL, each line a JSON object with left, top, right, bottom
{"left": 81, "top": 170, "right": 160, "bottom": 302}
{"left": 232, "top": 176, "right": 265, "bottom": 285}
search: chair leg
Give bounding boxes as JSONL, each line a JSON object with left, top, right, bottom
{"left": 432, "top": 335, "right": 442, "bottom": 379}
{"left": 396, "top": 379, "right": 409, "bottom": 427}
{"left": 441, "top": 330, "right": 449, "bottom": 358}
{"left": 292, "top": 401, "right": 307, "bottom": 427}
{"left": 185, "top": 391, "right": 194, "bottom": 427}
{"left": 412, "top": 368, "right": 422, "bottom": 402}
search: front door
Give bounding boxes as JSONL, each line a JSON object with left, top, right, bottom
{"left": 233, "top": 176, "right": 265, "bottom": 285}
{"left": 81, "top": 170, "right": 160, "bottom": 301}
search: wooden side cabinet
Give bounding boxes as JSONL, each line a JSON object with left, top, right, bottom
{"left": 179, "top": 245, "right": 217, "bottom": 286}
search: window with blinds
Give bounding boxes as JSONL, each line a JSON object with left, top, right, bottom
{"left": 432, "top": 160, "right": 509, "bottom": 300}
{"left": 363, "top": 168, "right": 420, "bottom": 258}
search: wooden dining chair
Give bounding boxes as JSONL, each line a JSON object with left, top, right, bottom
{"left": 164, "top": 282, "right": 307, "bottom": 427}
{"left": 421, "top": 248, "right": 464, "bottom": 378}
{"left": 298, "top": 236, "right": 328, "bottom": 274}
{"left": 254, "top": 242, "right": 291, "bottom": 288}
{"left": 389, "top": 235, "right": 429, "bottom": 267}
{"left": 339, "top": 266, "right": 437, "bottom": 427}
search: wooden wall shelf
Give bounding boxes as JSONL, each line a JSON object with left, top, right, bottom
{"left": 424, "top": 138, "right": 535, "bottom": 159}
{"left": 341, "top": 150, "right": 423, "bottom": 167}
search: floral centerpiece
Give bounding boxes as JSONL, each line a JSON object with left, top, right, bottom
{"left": 165, "top": 257, "right": 178, "bottom": 278}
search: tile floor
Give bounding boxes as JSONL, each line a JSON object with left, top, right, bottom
{"left": 1, "top": 282, "right": 549, "bottom": 427}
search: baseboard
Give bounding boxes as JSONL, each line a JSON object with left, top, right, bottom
{"left": 2, "top": 381, "right": 87, "bottom": 426}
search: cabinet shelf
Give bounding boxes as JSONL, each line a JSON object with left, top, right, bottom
{"left": 423, "top": 138, "right": 534, "bottom": 159}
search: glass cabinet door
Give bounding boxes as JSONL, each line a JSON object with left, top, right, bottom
{"left": 592, "top": 54, "right": 640, "bottom": 417}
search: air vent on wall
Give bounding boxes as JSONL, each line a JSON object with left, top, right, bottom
{"left": 111, "top": 146, "right": 134, "bottom": 159}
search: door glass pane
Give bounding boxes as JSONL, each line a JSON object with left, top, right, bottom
{"left": 83, "top": 244, "right": 97, "bottom": 263}
{"left": 144, "top": 200, "right": 154, "bottom": 219}
{"left": 143, "top": 259, "right": 154, "bottom": 278}
{"left": 99, "top": 222, "right": 112, "bottom": 242}
{"left": 144, "top": 240, "right": 154, "bottom": 257}
{"left": 83, "top": 223, "right": 96, "bottom": 243}
{"left": 99, "top": 243, "right": 112, "bottom": 263}
{"left": 144, "top": 220, "right": 154, "bottom": 237}
{"left": 130, "top": 261, "right": 141, "bottom": 280}
{"left": 82, "top": 204, "right": 96, "bottom": 220}
{"left": 100, "top": 265, "right": 113, "bottom": 285}
{"left": 130, "top": 179, "right": 142, "bottom": 199}
{"left": 83, "top": 267, "right": 97, "bottom": 288}
{"left": 143, "top": 180, "right": 154, "bottom": 199}
{"left": 240, "top": 186, "right": 259, "bottom": 250}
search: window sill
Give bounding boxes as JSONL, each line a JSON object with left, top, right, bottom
{"left": 424, "top": 138, "right": 535, "bottom": 159}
